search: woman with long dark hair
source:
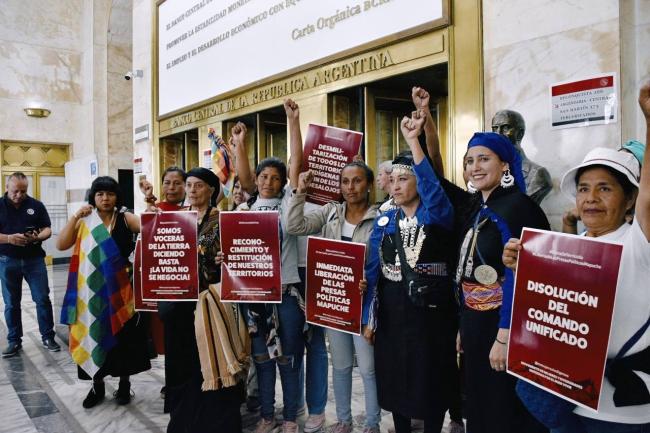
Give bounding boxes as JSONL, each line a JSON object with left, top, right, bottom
{"left": 232, "top": 99, "right": 305, "bottom": 433}
{"left": 286, "top": 162, "right": 381, "bottom": 433}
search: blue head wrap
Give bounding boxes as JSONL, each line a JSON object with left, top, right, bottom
{"left": 467, "top": 132, "right": 526, "bottom": 194}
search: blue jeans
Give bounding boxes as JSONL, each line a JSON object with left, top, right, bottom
{"left": 0, "top": 256, "right": 55, "bottom": 344}
{"left": 296, "top": 266, "right": 329, "bottom": 415}
{"left": 551, "top": 414, "right": 650, "bottom": 433}
{"left": 328, "top": 328, "right": 381, "bottom": 428}
{"left": 299, "top": 324, "right": 328, "bottom": 415}
{"left": 250, "top": 295, "right": 305, "bottom": 422}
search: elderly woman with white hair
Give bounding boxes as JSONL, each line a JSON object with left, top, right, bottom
{"left": 503, "top": 82, "right": 650, "bottom": 433}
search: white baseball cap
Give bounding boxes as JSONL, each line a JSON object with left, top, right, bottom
{"left": 560, "top": 147, "right": 640, "bottom": 199}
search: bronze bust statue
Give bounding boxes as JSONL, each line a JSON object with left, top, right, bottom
{"left": 491, "top": 110, "right": 552, "bottom": 204}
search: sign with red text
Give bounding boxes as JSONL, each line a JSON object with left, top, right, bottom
{"left": 507, "top": 228, "right": 623, "bottom": 410}
{"left": 220, "top": 211, "right": 282, "bottom": 303}
{"left": 550, "top": 73, "right": 617, "bottom": 129}
{"left": 140, "top": 211, "right": 199, "bottom": 301}
{"left": 306, "top": 237, "right": 366, "bottom": 335}
{"left": 302, "top": 124, "right": 363, "bottom": 206}
{"left": 133, "top": 239, "right": 157, "bottom": 312}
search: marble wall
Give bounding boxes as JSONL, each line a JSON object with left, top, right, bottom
{"left": 0, "top": 1, "right": 85, "bottom": 151}
{"left": 483, "top": 0, "right": 627, "bottom": 229}
{"left": 132, "top": 0, "right": 154, "bottom": 214}
{"left": 108, "top": 0, "right": 134, "bottom": 177}
{"left": 621, "top": 0, "right": 650, "bottom": 144}
{"left": 0, "top": 0, "right": 134, "bottom": 180}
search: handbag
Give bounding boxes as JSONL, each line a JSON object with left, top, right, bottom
{"left": 516, "top": 312, "right": 650, "bottom": 428}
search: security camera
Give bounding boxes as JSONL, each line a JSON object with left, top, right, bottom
{"left": 124, "top": 70, "right": 143, "bottom": 81}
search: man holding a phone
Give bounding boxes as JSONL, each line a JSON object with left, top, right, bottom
{"left": 0, "top": 172, "right": 59, "bottom": 357}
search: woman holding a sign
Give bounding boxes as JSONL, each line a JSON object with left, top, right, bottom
{"left": 162, "top": 167, "right": 249, "bottom": 433}
{"left": 364, "top": 111, "right": 458, "bottom": 433}
{"left": 286, "top": 162, "right": 381, "bottom": 433}
{"left": 57, "top": 176, "right": 151, "bottom": 408}
{"left": 455, "top": 132, "right": 550, "bottom": 433}
{"left": 504, "top": 83, "right": 650, "bottom": 433}
{"left": 233, "top": 100, "right": 307, "bottom": 433}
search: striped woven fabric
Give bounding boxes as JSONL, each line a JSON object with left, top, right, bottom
{"left": 209, "top": 128, "right": 235, "bottom": 197}
{"left": 60, "top": 210, "right": 134, "bottom": 377}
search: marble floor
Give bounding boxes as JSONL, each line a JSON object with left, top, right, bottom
{"left": 0, "top": 265, "right": 459, "bottom": 433}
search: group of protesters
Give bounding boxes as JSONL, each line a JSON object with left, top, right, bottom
{"left": 55, "top": 81, "right": 650, "bottom": 433}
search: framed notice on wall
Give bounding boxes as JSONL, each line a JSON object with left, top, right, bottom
{"left": 507, "top": 228, "right": 623, "bottom": 410}
{"left": 156, "top": 0, "right": 448, "bottom": 116}
{"left": 550, "top": 73, "right": 617, "bottom": 130}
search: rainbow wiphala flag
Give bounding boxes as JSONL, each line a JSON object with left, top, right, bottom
{"left": 209, "top": 128, "right": 236, "bottom": 197}
{"left": 60, "top": 210, "right": 134, "bottom": 377}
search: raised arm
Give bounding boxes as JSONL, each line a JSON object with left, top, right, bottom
{"left": 637, "top": 81, "right": 650, "bottom": 241}
{"left": 400, "top": 110, "right": 454, "bottom": 229}
{"left": 284, "top": 99, "right": 303, "bottom": 189}
{"left": 232, "top": 122, "right": 256, "bottom": 195}
{"left": 412, "top": 87, "right": 444, "bottom": 175}
{"left": 400, "top": 110, "right": 427, "bottom": 164}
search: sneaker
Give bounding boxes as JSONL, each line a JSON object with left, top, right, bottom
{"left": 282, "top": 421, "right": 299, "bottom": 433}
{"left": 82, "top": 382, "right": 105, "bottom": 408}
{"left": 247, "top": 395, "right": 261, "bottom": 411}
{"left": 254, "top": 417, "right": 278, "bottom": 433}
{"left": 304, "top": 413, "right": 325, "bottom": 433}
{"left": 330, "top": 422, "right": 353, "bottom": 433}
{"left": 42, "top": 338, "right": 61, "bottom": 352}
{"left": 1, "top": 342, "right": 21, "bottom": 358}
{"left": 449, "top": 420, "right": 465, "bottom": 433}
{"left": 113, "top": 381, "right": 132, "bottom": 405}
{"left": 361, "top": 427, "right": 380, "bottom": 433}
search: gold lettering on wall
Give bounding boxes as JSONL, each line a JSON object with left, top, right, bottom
{"left": 167, "top": 49, "right": 396, "bottom": 130}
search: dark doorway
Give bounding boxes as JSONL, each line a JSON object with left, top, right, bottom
{"left": 118, "top": 169, "right": 134, "bottom": 210}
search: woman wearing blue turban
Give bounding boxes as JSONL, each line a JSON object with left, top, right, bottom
{"left": 455, "top": 132, "right": 550, "bottom": 433}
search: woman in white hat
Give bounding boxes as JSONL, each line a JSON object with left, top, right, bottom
{"left": 503, "top": 82, "right": 650, "bottom": 432}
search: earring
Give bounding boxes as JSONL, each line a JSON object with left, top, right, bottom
{"left": 501, "top": 169, "right": 515, "bottom": 188}
{"left": 467, "top": 181, "right": 478, "bottom": 193}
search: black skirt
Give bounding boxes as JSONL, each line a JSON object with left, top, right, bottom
{"left": 374, "top": 279, "right": 458, "bottom": 418}
{"left": 460, "top": 308, "right": 547, "bottom": 433}
{"left": 78, "top": 312, "right": 151, "bottom": 380}
{"left": 160, "top": 300, "right": 244, "bottom": 432}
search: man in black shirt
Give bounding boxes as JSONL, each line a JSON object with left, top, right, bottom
{"left": 0, "top": 172, "right": 59, "bottom": 357}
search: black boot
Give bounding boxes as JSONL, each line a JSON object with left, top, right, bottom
{"left": 82, "top": 381, "right": 105, "bottom": 409}
{"left": 114, "top": 379, "right": 131, "bottom": 405}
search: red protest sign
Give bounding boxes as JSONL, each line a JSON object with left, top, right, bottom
{"left": 140, "top": 211, "right": 199, "bottom": 301}
{"left": 302, "top": 124, "right": 363, "bottom": 206}
{"left": 219, "top": 211, "right": 282, "bottom": 303}
{"left": 305, "top": 237, "right": 366, "bottom": 335}
{"left": 507, "top": 228, "right": 623, "bottom": 411}
{"left": 133, "top": 239, "right": 157, "bottom": 312}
